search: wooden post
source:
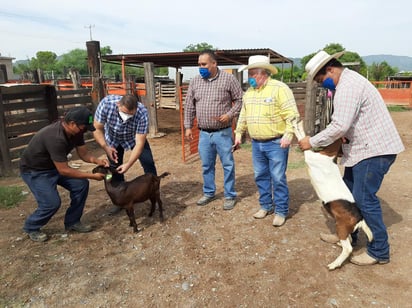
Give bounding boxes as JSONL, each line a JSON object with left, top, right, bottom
{"left": 86, "top": 40, "right": 105, "bottom": 110}
{"left": 143, "top": 62, "right": 159, "bottom": 136}
{"left": 304, "top": 78, "right": 318, "bottom": 136}
{"left": 44, "top": 85, "right": 59, "bottom": 123}
{"left": 0, "top": 89, "right": 12, "bottom": 175}
{"left": 175, "top": 69, "right": 182, "bottom": 110}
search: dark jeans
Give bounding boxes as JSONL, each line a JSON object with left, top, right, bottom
{"left": 109, "top": 140, "right": 157, "bottom": 182}
{"left": 22, "top": 169, "right": 89, "bottom": 232}
{"left": 344, "top": 154, "right": 396, "bottom": 261}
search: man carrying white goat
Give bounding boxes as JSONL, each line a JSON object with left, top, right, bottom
{"left": 299, "top": 50, "right": 404, "bottom": 266}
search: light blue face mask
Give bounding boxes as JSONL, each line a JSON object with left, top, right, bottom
{"left": 322, "top": 77, "right": 336, "bottom": 91}
{"left": 248, "top": 77, "right": 258, "bottom": 88}
{"left": 199, "top": 67, "right": 211, "bottom": 79}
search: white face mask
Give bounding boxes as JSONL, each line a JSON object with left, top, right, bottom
{"left": 119, "top": 111, "right": 134, "bottom": 122}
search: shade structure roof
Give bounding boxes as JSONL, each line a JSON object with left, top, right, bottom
{"left": 101, "top": 48, "right": 293, "bottom": 69}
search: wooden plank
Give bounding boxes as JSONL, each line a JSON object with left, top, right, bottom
{"left": 7, "top": 120, "right": 48, "bottom": 137}
{"left": 2, "top": 98, "right": 47, "bottom": 112}
{"left": 9, "top": 135, "right": 34, "bottom": 149}
{"left": 57, "top": 88, "right": 91, "bottom": 96}
{"left": 57, "top": 96, "right": 93, "bottom": 106}
{"left": 5, "top": 110, "right": 49, "bottom": 123}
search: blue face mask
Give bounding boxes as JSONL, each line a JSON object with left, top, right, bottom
{"left": 199, "top": 67, "right": 211, "bottom": 79}
{"left": 322, "top": 77, "right": 336, "bottom": 91}
{"left": 248, "top": 77, "right": 258, "bottom": 88}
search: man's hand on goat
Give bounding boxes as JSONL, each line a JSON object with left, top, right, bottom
{"left": 91, "top": 172, "right": 106, "bottom": 181}
{"left": 105, "top": 146, "right": 118, "bottom": 163}
{"left": 96, "top": 158, "right": 110, "bottom": 168}
{"left": 298, "top": 136, "right": 312, "bottom": 151}
{"left": 116, "top": 163, "right": 131, "bottom": 174}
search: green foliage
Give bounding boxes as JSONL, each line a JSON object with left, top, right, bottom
{"left": 0, "top": 186, "right": 27, "bottom": 209}
{"left": 368, "top": 61, "right": 397, "bottom": 81}
{"left": 31, "top": 51, "right": 58, "bottom": 71}
{"left": 183, "top": 42, "right": 216, "bottom": 52}
{"left": 301, "top": 42, "right": 397, "bottom": 80}
{"left": 273, "top": 67, "right": 304, "bottom": 82}
{"left": 387, "top": 105, "right": 410, "bottom": 112}
{"left": 56, "top": 48, "right": 89, "bottom": 76}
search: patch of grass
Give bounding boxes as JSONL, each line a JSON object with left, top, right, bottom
{"left": 288, "top": 160, "right": 306, "bottom": 169}
{"left": 0, "top": 186, "right": 27, "bottom": 209}
{"left": 387, "top": 105, "right": 410, "bottom": 112}
{"left": 239, "top": 143, "right": 252, "bottom": 151}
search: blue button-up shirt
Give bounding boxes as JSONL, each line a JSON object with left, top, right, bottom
{"left": 95, "top": 95, "right": 149, "bottom": 150}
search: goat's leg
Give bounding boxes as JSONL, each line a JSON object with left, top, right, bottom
{"left": 156, "top": 190, "right": 164, "bottom": 221}
{"left": 148, "top": 195, "right": 156, "bottom": 217}
{"left": 328, "top": 237, "right": 353, "bottom": 270}
{"left": 125, "top": 207, "right": 139, "bottom": 233}
{"left": 327, "top": 220, "right": 355, "bottom": 270}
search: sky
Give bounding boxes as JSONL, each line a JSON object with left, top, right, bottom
{"left": 1, "top": 0, "right": 411, "bottom": 62}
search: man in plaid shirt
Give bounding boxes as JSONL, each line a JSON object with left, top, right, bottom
{"left": 93, "top": 94, "right": 157, "bottom": 213}
{"left": 300, "top": 50, "right": 404, "bottom": 266}
{"left": 184, "top": 50, "right": 243, "bottom": 211}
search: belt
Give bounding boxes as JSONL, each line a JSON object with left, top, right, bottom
{"left": 252, "top": 136, "right": 283, "bottom": 142}
{"left": 199, "top": 126, "right": 231, "bottom": 133}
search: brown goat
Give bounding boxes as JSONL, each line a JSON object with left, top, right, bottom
{"left": 93, "top": 166, "right": 170, "bottom": 233}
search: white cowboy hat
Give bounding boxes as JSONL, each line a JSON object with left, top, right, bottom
{"left": 238, "top": 55, "right": 278, "bottom": 74}
{"left": 305, "top": 50, "right": 345, "bottom": 77}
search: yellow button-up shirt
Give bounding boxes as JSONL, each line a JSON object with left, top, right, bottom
{"left": 235, "top": 78, "right": 300, "bottom": 142}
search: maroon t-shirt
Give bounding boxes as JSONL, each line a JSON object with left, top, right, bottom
{"left": 20, "top": 121, "right": 85, "bottom": 172}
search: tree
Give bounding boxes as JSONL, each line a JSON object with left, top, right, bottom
{"left": 183, "top": 42, "right": 216, "bottom": 52}
{"left": 30, "top": 51, "right": 58, "bottom": 71}
{"left": 368, "top": 61, "right": 397, "bottom": 81}
{"left": 301, "top": 43, "right": 367, "bottom": 79}
{"left": 56, "top": 48, "right": 88, "bottom": 76}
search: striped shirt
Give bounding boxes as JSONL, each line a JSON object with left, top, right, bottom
{"left": 235, "top": 78, "right": 300, "bottom": 141}
{"left": 184, "top": 69, "right": 243, "bottom": 130}
{"left": 94, "top": 95, "right": 149, "bottom": 150}
{"left": 310, "top": 68, "right": 404, "bottom": 167}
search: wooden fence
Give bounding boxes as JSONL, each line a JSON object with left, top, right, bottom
{"left": 0, "top": 84, "right": 93, "bottom": 176}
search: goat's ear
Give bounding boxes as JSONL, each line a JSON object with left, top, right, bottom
{"left": 109, "top": 166, "right": 118, "bottom": 174}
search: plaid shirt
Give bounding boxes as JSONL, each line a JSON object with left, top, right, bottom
{"left": 94, "top": 95, "right": 149, "bottom": 150}
{"left": 310, "top": 68, "right": 404, "bottom": 167}
{"left": 184, "top": 69, "right": 243, "bottom": 129}
{"left": 235, "top": 78, "right": 300, "bottom": 142}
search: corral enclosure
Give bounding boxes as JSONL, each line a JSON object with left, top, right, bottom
{"left": 0, "top": 85, "right": 93, "bottom": 175}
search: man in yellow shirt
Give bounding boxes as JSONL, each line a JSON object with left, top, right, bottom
{"left": 234, "top": 55, "right": 300, "bottom": 226}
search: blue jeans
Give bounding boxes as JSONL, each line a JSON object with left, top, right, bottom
{"left": 21, "top": 169, "right": 89, "bottom": 232}
{"left": 343, "top": 154, "right": 396, "bottom": 261}
{"left": 198, "top": 127, "right": 236, "bottom": 199}
{"left": 252, "top": 138, "right": 289, "bottom": 217}
{"left": 109, "top": 140, "right": 157, "bottom": 182}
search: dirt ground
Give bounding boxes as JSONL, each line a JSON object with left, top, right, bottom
{"left": 1, "top": 108, "right": 411, "bottom": 307}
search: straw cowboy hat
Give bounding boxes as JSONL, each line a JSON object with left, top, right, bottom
{"left": 305, "top": 50, "right": 345, "bottom": 77}
{"left": 238, "top": 55, "right": 278, "bottom": 74}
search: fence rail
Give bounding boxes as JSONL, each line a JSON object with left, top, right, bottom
{"left": 0, "top": 84, "right": 92, "bottom": 176}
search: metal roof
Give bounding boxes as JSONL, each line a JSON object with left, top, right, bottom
{"left": 101, "top": 48, "right": 293, "bottom": 69}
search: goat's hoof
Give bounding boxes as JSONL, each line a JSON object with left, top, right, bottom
{"left": 327, "top": 262, "right": 341, "bottom": 270}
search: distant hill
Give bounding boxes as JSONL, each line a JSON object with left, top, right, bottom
{"left": 290, "top": 55, "right": 412, "bottom": 71}
{"left": 362, "top": 55, "right": 412, "bottom": 71}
